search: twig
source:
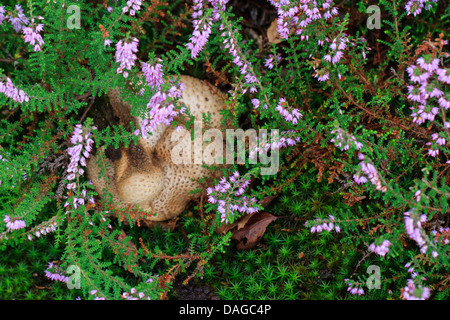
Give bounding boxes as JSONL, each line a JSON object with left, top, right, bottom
{"left": 79, "top": 94, "right": 96, "bottom": 123}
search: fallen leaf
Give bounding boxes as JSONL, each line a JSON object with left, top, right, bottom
{"left": 258, "top": 195, "right": 277, "bottom": 208}
{"left": 231, "top": 212, "right": 278, "bottom": 251}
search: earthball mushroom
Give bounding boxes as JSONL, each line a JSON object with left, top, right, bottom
{"left": 86, "top": 75, "right": 232, "bottom": 222}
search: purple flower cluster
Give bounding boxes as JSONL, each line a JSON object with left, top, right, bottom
{"left": 207, "top": 171, "right": 259, "bottom": 224}
{"left": 248, "top": 130, "right": 301, "bottom": 162}
{"left": 0, "top": 76, "right": 30, "bottom": 103}
{"left": 122, "top": 0, "right": 142, "bottom": 16}
{"left": 330, "top": 127, "right": 363, "bottom": 151}
{"left": 115, "top": 37, "right": 139, "bottom": 78}
{"left": 313, "top": 34, "right": 350, "bottom": 82}
{"left": 220, "top": 22, "right": 258, "bottom": 96}
{"left": 404, "top": 262, "right": 429, "bottom": 280}
{"left": 406, "top": 53, "right": 449, "bottom": 157}
{"left": 353, "top": 153, "right": 387, "bottom": 193}
{"left": 44, "top": 262, "right": 68, "bottom": 283}
{"left": 405, "top": 0, "right": 437, "bottom": 16}
{"left": 65, "top": 124, "right": 96, "bottom": 199}
{"left": 268, "top": 0, "right": 337, "bottom": 42}
{"left": 141, "top": 59, "right": 164, "bottom": 91}
{"left": 308, "top": 215, "right": 341, "bottom": 234}
{"left": 3, "top": 215, "right": 26, "bottom": 232}
{"left": 264, "top": 54, "right": 282, "bottom": 70}
{"left": 432, "top": 226, "right": 450, "bottom": 246}
{"left": 64, "top": 188, "right": 95, "bottom": 212}
{"left": 27, "top": 219, "right": 58, "bottom": 241}
{"left": 186, "top": 0, "right": 212, "bottom": 58}
{"left": 402, "top": 279, "right": 431, "bottom": 300}
{"left": 89, "top": 290, "right": 106, "bottom": 300}
{"left": 276, "top": 98, "right": 302, "bottom": 124}
{"left": 120, "top": 277, "right": 158, "bottom": 300}
{"left": 403, "top": 208, "right": 429, "bottom": 254}
{"left": 0, "top": 6, "right": 5, "bottom": 25}
{"left": 324, "top": 36, "right": 348, "bottom": 65}
{"left": 134, "top": 61, "right": 185, "bottom": 138}
{"left": 185, "top": 0, "right": 229, "bottom": 58}
{"left": 344, "top": 279, "right": 365, "bottom": 295}
{"left": 22, "top": 17, "right": 44, "bottom": 52}
{"left": 368, "top": 239, "right": 392, "bottom": 257}
{"left": 122, "top": 287, "right": 149, "bottom": 300}
{"left": 2, "top": 4, "right": 29, "bottom": 32}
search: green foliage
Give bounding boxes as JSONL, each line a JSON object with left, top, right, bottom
{"left": 0, "top": 0, "right": 449, "bottom": 301}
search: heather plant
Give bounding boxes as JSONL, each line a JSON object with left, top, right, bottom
{"left": 0, "top": 0, "right": 449, "bottom": 301}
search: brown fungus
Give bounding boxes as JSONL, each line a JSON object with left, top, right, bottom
{"left": 87, "top": 75, "right": 232, "bottom": 222}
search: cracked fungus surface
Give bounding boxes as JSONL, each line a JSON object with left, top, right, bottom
{"left": 87, "top": 75, "right": 232, "bottom": 221}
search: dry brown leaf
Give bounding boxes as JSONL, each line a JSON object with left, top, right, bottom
{"left": 231, "top": 212, "right": 278, "bottom": 251}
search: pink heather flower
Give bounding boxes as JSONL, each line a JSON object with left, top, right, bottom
{"left": 317, "top": 72, "right": 329, "bottom": 82}
{"left": 264, "top": 57, "right": 274, "bottom": 69}
{"left": 186, "top": 0, "right": 215, "bottom": 59}
{"left": 354, "top": 159, "right": 386, "bottom": 192}
{"left": 276, "top": 98, "right": 302, "bottom": 124}
{"left": 207, "top": 171, "right": 259, "bottom": 224}
{"left": 332, "top": 51, "right": 344, "bottom": 64}
{"left": 428, "top": 86, "right": 444, "bottom": 98}
{"left": 405, "top": 0, "right": 437, "bottom": 16}
{"left": 405, "top": 0, "right": 423, "bottom": 16}
{"left": 309, "top": 216, "right": 340, "bottom": 234}
{"left": 330, "top": 127, "right": 363, "bottom": 151}
{"left": 142, "top": 60, "right": 164, "bottom": 90}
{"left": 416, "top": 55, "right": 440, "bottom": 73}
{"left": 0, "top": 6, "right": 6, "bottom": 25}
{"left": 406, "top": 65, "right": 431, "bottom": 83}
{"left": 22, "top": 17, "right": 44, "bottom": 51}
{"left": 427, "top": 148, "right": 439, "bottom": 157}
{"left": 104, "top": 39, "right": 112, "bottom": 46}
{"left": 0, "top": 77, "right": 29, "bottom": 103}
{"left": 407, "top": 86, "right": 426, "bottom": 104}
{"left": 45, "top": 262, "right": 68, "bottom": 283}
{"left": 404, "top": 209, "right": 429, "bottom": 253}
{"left": 251, "top": 98, "right": 260, "bottom": 108}
{"left": 3, "top": 215, "right": 26, "bottom": 232}
{"left": 353, "top": 174, "right": 368, "bottom": 184}
{"left": 66, "top": 124, "right": 95, "bottom": 200}
{"left": 8, "top": 4, "right": 29, "bottom": 32}
{"left": 436, "top": 68, "right": 450, "bottom": 84}
{"left": 135, "top": 76, "right": 185, "bottom": 138}
{"left": 438, "top": 96, "right": 450, "bottom": 109}
{"left": 402, "top": 279, "right": 431, "bottom": 300}
{"left": 115, "top": 37, "right": 139, "bottom": 78}
{"left": 369, "top": 240, "right": 392, "bottom": 257}
{"left": 445, "top": 122, "right": 450, "bottom": 130}
{"left": 345, "top": 279, "right": 365, "bottom": 296}
{"left": 431, "top": 133, "right": 446, "bottom": 146}
{"left": 414, "top": 190, "right": 422, "bottom": 202}
{"left": 220, "top": 23, "right": 259, "bottom": 95}
{"left": 122, "top": 0, "right": 142, "bottom": 16}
